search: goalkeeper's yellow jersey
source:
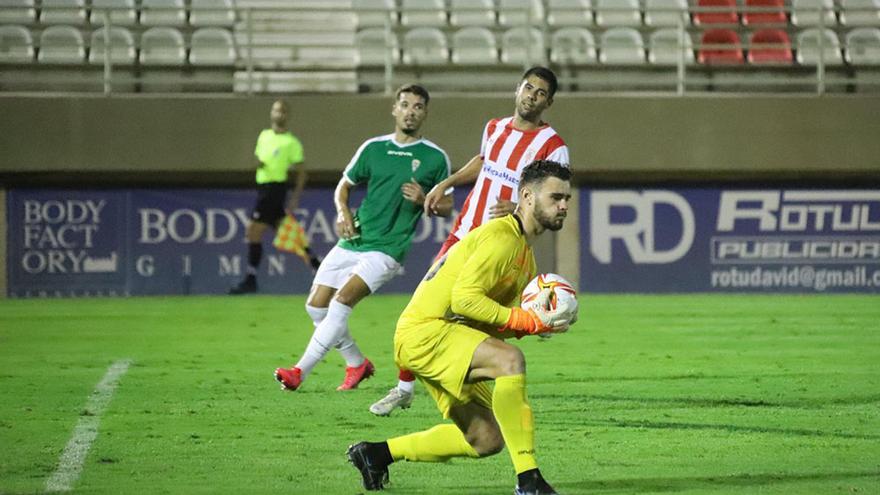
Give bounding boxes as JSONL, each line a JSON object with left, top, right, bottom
{"left": 398, "top": 214, "right": 537, "bottom": 335}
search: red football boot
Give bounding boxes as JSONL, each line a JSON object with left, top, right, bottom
{"left": 337, "top": 358, "right": 375, "bottom": 391}
{"left": 274, "top": 367, "right": 302, "bottom": 391}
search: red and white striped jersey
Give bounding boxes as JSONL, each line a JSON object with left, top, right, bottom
{"left": 450, "top": 116, "right": 569, "bottom": 241}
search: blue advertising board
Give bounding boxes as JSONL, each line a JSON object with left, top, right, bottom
{"left": 6, "top": 188, "right": 460, "bottom": 297}
{"left": 580, "top": 188, "right": 880, "bottom": 293}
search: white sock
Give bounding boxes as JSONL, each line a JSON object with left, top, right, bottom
{"left": 295, "top": 300, "right": 353, "bottom": 379}
{"left": 305, "top": 304, "right": 328, "bottom": 327}
{"left": 335, "top": 330, "right": 365, "bottom": 367}
{"left": 397, "top": 379, "right": 415, "bottom": 395}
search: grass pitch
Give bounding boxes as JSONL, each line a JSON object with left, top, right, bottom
{"left": 1, "top": 294, "right": 879, "bottom": 494}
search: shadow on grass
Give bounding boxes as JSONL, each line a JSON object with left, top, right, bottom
{"left": 556, "top": 469, "right": 880, "bottom": 493}
{"left": 535, "top": 391, "right": 880, "bottom": 411}
{"left": 566, "top": 417, "right": 880, "bottom": 441}
{"left": 352, "top": 470, "right": 880, "bottom": 494}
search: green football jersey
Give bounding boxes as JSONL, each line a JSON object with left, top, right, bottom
{"left": 254, "top": 129, "right": 304, "bottom": 184}
{"left": 338, "top": 134, "right": 451, "bottom": 262}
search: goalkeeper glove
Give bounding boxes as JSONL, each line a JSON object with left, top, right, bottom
{"left": 502, "top": 288, "right": 570, "bottom": 336}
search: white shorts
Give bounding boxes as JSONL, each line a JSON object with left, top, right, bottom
{"left": 312, "top": 245, "right": 401, "bottom": 293}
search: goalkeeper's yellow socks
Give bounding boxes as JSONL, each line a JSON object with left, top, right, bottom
{"left": 493, "top": 373, "right": 538, "bottom": 474}
{"left": 387, "top": 424, "right": 478, "bottom": 462}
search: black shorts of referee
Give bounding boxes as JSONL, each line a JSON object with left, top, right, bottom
{"left": 252, "top": 182, "right": 288, "bottom": 227}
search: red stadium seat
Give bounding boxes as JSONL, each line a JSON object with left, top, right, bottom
{"left": 698, "top": 28, "right": 744, "bottom": 64}
{"left": 742, "top": 0, "right": 788, "bottom": 26}
{"left": 693, "top": 0, "right": 739, "bottom": 26}
{"left": 747, "top": 29, "right": 793, "bottom": 64}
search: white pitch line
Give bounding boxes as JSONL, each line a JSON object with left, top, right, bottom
{"left": 45, "top": 359, "right": 132, "bottom": 493}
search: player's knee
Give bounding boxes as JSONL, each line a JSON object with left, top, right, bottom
{"left": 304, "top": 304, "right": 328, "bottom": 326}
{"left": 466, "top": 428, "right": 504, "bottom": 457}
{"left": 496, "top": 345, "right": 526, "bottom": 376}
{"left": 306, "top": 293, "right": 329, "bottom": 308}
{"left": 332, "top": 292, "right": 358, "bottom": 307}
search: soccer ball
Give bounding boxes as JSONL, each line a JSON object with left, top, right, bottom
{"left": 521, "top": 273, "right": 578, "bottom": 325}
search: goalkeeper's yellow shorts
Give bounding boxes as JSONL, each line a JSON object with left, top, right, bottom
{"left": 394, "top": 318, "right": 493, "bottom": 418}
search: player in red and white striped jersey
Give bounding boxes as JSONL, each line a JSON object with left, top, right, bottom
{"left": 369, "top": 67, "right": 570, "bottom": 417}
{"left": 444, "top": 113, "right": 568, "bottom": 253}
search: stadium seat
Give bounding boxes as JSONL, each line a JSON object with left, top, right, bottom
{"left": 547, "top": 0, "right": 593, "bottom": 27}
{"left": 648, "top": 27, "right": 695, "bottom": 64}
{"left": 189, "top": 27, "right": 236, "bottom": 65}
{"left": 355, "top": 27, "right": 399, "bottom": 66}
{"left": 140, "top": 0, "right": 187, "bottom": 27}
{"left": 742, "top": 0, "right": 788, "bottom": 26}
{"left": 599, "top": 27, "right": 645, "bottom": 64}
{"left": 37, "top": 25, "right": 84, "bottom": 64}
{"left": 0, "top": 24, "right": 34, "bottom": 63}
{"left": 402, "top": 27, "right": 449, "bottom": 65}
{"left": 644, "top": 0, "right": 690, "bottom": 27}
{"left": 595, "top": 0, "right": 642, "bottom": 26}
{"left": 790, "top": 0, "right": 837, "bottom": 26}
{"left": 550, "top": 26, "right": 597, "bottom": 64}
{"left": 449, "top": 0, "right": 496, "bottom": 27}
{"left": 88, "top": 26, "right": 136, "bottom": 65}
{"left": 747, "top": 28, "right": 793, "bottom": 64}
{"left": 795, "top": 27, "right": 844, "bottom": 64}
{"left": 500, "top": 26, "right": 545, "bottom": 64}
{"left": 697, "top": 28, "right": 744, "bottom": 64}
{"left": 89, "top": 0, "right": 138, "bottom": 26}
{"left": 0, "top": 0, "right": 36, "bottom": 23}
{"left": 693, "top": 0, "right": 739, "bottom": 26}
{"left": 400, "top": 0, "right": 448, "bottom": 27}
{"left": 498, "top": 0, "right": 545, "bottom": 27}
{"left": 38, "top": 0, "right": 87, "bottom": 25}
{"left": 189, "top": 0, "right": 236, "bottom": 27}
{"left": 839, "top": 0, "right": 880, "bottom": 26}
{"left": 354, "top": 0, "right": 397, "bottom": 28}
{"left": 139, "top": 26, "right": 186, "bottom": 65}
{"left": 844, "top": 27, "right": 880, "bottom": 64}
{"left": 451, "top": 26, "right": 497, "bottom": 64}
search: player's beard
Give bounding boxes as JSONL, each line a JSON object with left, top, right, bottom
{"left": 534, "top": 206, "right": 566, "bottom": 232}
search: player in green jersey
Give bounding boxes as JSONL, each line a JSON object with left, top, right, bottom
{"left": 274, "top": 84, "right": 454, "bottom": 392}
{"left": 230, "top": 99, "right": 321, "bottom": 295}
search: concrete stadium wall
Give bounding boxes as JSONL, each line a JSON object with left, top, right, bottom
{"left": 1, "top": 94, "right": 879, "bottom": 186}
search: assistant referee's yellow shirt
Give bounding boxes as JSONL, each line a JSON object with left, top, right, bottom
{"left": 398, "top": 215, "right": 537, "bottom": 333}
{"left": 254, "top": 129, "right": 304, "bottom": 184}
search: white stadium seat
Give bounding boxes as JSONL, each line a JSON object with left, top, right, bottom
{"left": 550, "top": 26, "right": 597, "bottom": 64}
{"left": 37, "top": 25, "right": 85, "bottom": 64}
{"left": 600, "top": 26, "right": 645, "bottom": 64}
{"left": 0, "top": 24, "right": 34, "bottom": 63}
{"left": 796, "top": 27, "right": 844, "bottom": 64}
{"left": 89, "top": 0, "right": 138, "bottom": 26}
{"left": 139, "top": 26, "right": 186, "bottom": 65}
{"left": 648, "top": 27, "right": 695, "bottom": 64}
{"left": 189, "top": 27, "right": 236, "bottom": 65}
{"left": 451, "top": 26, "right": 498, "bottom": 64}
{"left": 88, "top": 26, "right": 136, "bottom": 65}
{"left": 402, "top": 27, "right": 449, "bottom": 65}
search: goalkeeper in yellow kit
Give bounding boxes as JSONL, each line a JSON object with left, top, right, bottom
{"left": 348, "top": 160, "right": 573, "bottom": 495}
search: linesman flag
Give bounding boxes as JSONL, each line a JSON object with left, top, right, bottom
{"left": 273, "top": 214, "right": 312, "bottom": 267}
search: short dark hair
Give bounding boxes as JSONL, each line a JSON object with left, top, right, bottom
{"left": 519, "top": 160, "right": 571, "bottom": 191}
{"left": 395, "top": 84, "right": 430, "bottom": 105}
{"left": 521, "top": 66, "right": 558, "bottom": 98}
